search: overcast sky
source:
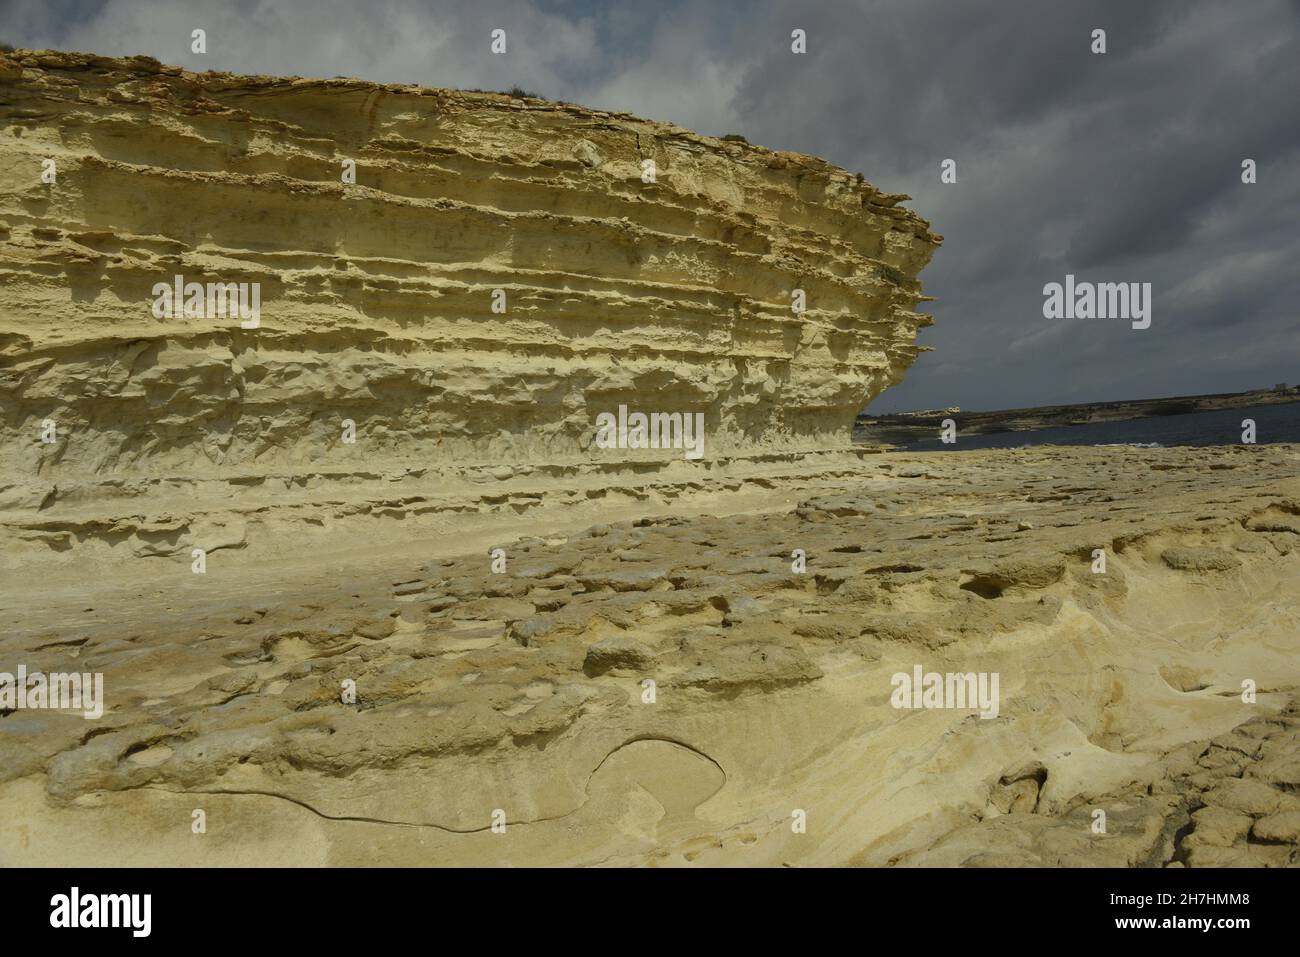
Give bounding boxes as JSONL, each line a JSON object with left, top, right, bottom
{"left": 5, "top": 0, "right": 1297, "bottom": 412}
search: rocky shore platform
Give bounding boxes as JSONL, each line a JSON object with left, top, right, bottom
{"left": 2, "top": 50, "right": 1296, "bottom": 868}
{"left": 3, "top": 443, "right": 1297, "bottom": 866}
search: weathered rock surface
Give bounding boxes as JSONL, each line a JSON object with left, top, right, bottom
{"left": 0, "top": 49, "right": 938, "bottom": 560}
{"left": 2, "top": 51, "right": 1297, "bottom": 870}
{"left": 2, "top": 442, "right": 1297, "bottom": 866}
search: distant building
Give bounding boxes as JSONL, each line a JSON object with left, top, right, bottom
{"left": 1275, "top": 383, "right": 1289, "bottom": 391}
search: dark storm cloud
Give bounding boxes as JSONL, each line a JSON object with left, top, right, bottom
{"left": 720, "top": 1, "right": 1300, "bottom": 410}
{"left": 4, "top": 0, "right": 1297, "bottom": 410}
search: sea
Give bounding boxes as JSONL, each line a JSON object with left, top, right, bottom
{"left": 893, "top": 401, "right": 1300, "bottom": 452}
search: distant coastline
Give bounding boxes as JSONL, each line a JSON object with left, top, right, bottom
{"left": 856, "top": 385, "right": 1300, "bottom": 445}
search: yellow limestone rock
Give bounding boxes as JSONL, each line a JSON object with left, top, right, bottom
{"left": 0, "top": 49, "right": 940, "bottom": 489}
{"left": 11, "top": 52, "right": 1293, "bottom": 872}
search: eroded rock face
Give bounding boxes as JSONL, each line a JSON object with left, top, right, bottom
{"left": 0, "top": 49, "right": 939, "bottom": 488}
{"left": 6, "top": 49, "right": 1295, "bottom": 871}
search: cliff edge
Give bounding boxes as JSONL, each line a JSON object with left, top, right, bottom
{"left": 0, "top": 50, "right": 939, "bottom": 478}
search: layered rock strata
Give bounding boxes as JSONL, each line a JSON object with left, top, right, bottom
{"left": 6, "top": 51, "right": 1296, "bottom": 871}
{"left": 0, "top": 50, "right": 939, "bottom": 555}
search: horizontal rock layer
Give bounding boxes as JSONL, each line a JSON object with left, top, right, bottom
{"left": 0, "top": 49, "right": 940, "bottom": 497}
{"left": 2, "top": 444, "right": 1298, "bottom": 865}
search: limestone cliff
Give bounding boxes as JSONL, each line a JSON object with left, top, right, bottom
{"left": 2, "top": 51, "right": 1298, "bottom": 873}
{"left": 0, "top": 49, "right": 939, "bottom": 489}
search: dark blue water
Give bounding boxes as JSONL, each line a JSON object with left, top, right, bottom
{"left": 896, "top": 401, "right": 1300, "bottom": 452}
